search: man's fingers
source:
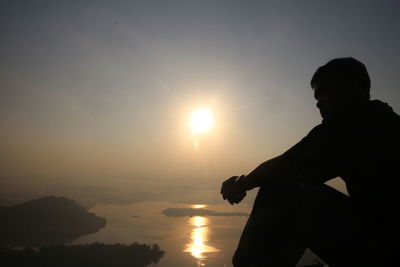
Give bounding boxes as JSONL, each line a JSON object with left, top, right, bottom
{"left": 233, "top": 194, "right": 243, "bottom": 203}
{"left": 221, "top": 175, "right": 247, "bottom": 203}
{"left": 221, "top": 176, "right": 238, "bottom": 188}
{"left": 225, "top": 191, "right": 246, "bottom": 205}
{"left": 239, "top": 191, "right": 247, "bottom": 199}
{"left": 220, "top": 176, "right": 238, "bottom": 195}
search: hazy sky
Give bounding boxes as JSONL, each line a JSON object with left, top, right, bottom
{"left": 1, "top": 1, "right": 400, "bottom": 193}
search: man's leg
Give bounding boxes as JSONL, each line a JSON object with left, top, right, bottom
{"left": 233, "top": 179, "right": 310, "bottom": 267}
{"left": 303, "top": 185, "right": 379, "bottom": 267}
{"left": 233, "top": 180, "right": 379, "bottom": 267}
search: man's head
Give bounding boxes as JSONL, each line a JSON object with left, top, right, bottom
{"left": 311, "top": 57, "right": 370, "bottom": 118}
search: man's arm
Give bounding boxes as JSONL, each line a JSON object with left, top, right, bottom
{"left": 221, "top": 154, "right": 309, "bottom": 202}
{"left": 221, "top": 124, "right": 340, "bottom": 204}
{"left": 239, "top": 155, "right": 290, "bottom": 191}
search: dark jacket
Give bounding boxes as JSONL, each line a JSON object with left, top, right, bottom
{"left": 283, "top": 100, "right": 400, "bottom": 238}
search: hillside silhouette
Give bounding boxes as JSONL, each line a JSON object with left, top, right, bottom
{"left": 0, "top": 242, "right": 165, "bottom": 267}
{"left": 0, "top": 196, "right": 106, "bottom": 247}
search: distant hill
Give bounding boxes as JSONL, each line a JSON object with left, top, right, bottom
{"left": 0, "top": 242, "right": 165, "bottom": 267}
{"left": 0, "top": 196, "right": 106, "bottom": 247}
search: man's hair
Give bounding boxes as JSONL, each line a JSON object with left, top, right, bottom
{"left": 311, "top": 57, "right": 371, "bottom": 100}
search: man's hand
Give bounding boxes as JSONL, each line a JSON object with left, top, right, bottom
{"left": 220, "top": 175, "right": 247, "bottom": 205}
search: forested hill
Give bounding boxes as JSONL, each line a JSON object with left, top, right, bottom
{"left": 0, "top": 243, "right": 165, "bottom": 267}
{"left": 0, "top": 196, "right": 106, "bottom": 247}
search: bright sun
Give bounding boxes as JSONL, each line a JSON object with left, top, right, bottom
{"left": 190, "top": 108, "right": 215, "bottom": 134}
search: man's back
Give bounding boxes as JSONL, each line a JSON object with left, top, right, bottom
{"left": 314, "top": 99, "right": 400, "bottom": 199}
{"left": 336, "top": 100, "right": 400, "bottom": 198}
{"left": 286, "top": 99, "right": 400, "bottom": 223}
{"left": 337, "top": 100, "right": 400, "bottom": 253}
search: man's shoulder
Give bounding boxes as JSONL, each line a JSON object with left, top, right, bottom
{"left": 367, "top": 100, "right": 400, "bottom": 122}
{"left": 288, "top": 124, "right": 331, "bottom": 151}
{"left": 289, "top": 100, "right": 400, "bottom": 153}
{"left": 304, "top": 124, "right": 327, "bottom": 138}
{"left": 320, "top": 100, "right": 400, "bottom": 130}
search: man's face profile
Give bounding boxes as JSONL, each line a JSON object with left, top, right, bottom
{"left": 312, "top": 75, "right": 343, "bottom": 118}
{"left": 311, "top": 58, "right": 371, "bottom": 119}
{"left": 312, "top": 73, "right": 368, "bottom": 119}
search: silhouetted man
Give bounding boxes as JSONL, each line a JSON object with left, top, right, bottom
{"left": 221, "top": 58, "right": 400, "bottom": 267}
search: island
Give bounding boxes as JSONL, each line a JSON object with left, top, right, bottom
{"left": 0, "top": 196, "right": 106, "bottom": 247}
{"left": 161, "top": 207, "right": 249, "bottom": 217}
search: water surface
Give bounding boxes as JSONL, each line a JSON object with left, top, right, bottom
{"left": 72, "top": 201, "right": 250, "bottom": 267}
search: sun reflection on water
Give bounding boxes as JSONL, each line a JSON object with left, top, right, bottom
{"left": 184, "top": 211, "right": 220, "bottom": 266}
{"left": 191, "top": 204, "right": 207, "bottom": 209}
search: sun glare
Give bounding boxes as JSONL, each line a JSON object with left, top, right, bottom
{"left": 190, "top": 108, "right": 215, "bottom": 134}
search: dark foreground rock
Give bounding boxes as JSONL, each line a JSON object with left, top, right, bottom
{"left": 0, "top": 196, "right": 106, "bottom": 246}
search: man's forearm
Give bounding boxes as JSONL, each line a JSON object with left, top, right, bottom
{"left": 243, "top": 155, "right": 287, "bottom": 191}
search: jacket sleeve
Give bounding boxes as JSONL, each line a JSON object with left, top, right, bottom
{"left": 280, "top": 124, "right": 340, "bottom": 185}
{"left": 244, "top": 124, "right": 340, "bottom": 190}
